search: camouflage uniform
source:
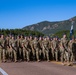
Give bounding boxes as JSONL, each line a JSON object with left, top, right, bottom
{"left": 52, "top": 39, "right": 59, "bottom": 61}
{"left": 32, "top": 37, "right": 40, "bottom": 61}
{"left": 68, "top": 39, "right": 75, "bottom": 65}
{"left": 10, "top": 37, "right": 17, "bottom": 62}
{"left": 16, "top": 36, "right": 23, "bottom": 60}
{"left": 0, "top": 46, "right": 2, "bottom": 62}
{"left": 21, "top": 38, "right": 26, "bottom": 60}
{"left": 29, "top": 37, "right": 35, "bottom": 60}
{"left": 59, "top": 42, "right": 65, "bottom": 65}
{"left": 0, "top": 35, "right": 6, "bottom": 62}
{"left": 60, "top": 36, "right": 68, "bottom": 65}
{"left": 38, "top": 37, "right": 43, "bottom": 59}
{"left": 51, "top": 38, "right": 57, "bottom": 61}
{"left": 22, "top": 37, "right": 30, "bottom": 61}
{"left": 19, "top": 38, "right": 23, "bottom": 60}
{"left": 72, "top": 39, "right": 76, "bottom": 62}
{"left": 42, "top": 38, "right": 49, "bottom": 61}
{"left": 0, "top": 37, "right": 2, "bottom": 62}
{"left": 5, "top": 36, "right": 12, "bottom": 61}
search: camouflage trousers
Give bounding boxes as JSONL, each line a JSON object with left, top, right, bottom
{"left": 23, "top": 48, "right": 26, "bottom": 60}
{"left": 23, "top": 48, "right": 30, "bottom": 61}
{"left": 64, "top": 51, "right": 69, "bottom": 62}
{"left": 68, "top": 50, "right": 74, "bottom": 62}
{"left": 60, "top": 50, "right": 65, "bottom": 63}
{"left": 6, "top": 47, "right": 13, "bottom": 60}
{"left": 18, "top": 47, "right": 22, "bottom": 60}
{"left": 2, "top": 49, "right": 6, "bottom": 62}
{"left": 26, "top": 50, "right": 30, "bottom": 61}
{"left": 35, "top": 48, "right": 40, "bottom": 61}
{"left": 60, "top": 50, "right": 69, "bottom": 63}
{"left": 13, "top": 49, "right": 17, "bottom": 62}
{"left": 54, "top": 50, "right": 58, "bottom": 61}
{"left": 0, "top": 48, "right": 2, "bottom": 62}
{"left": 42, "top": 48, "right": 49, "bottom": 61}
{"left": 31, "top": 49, "right": 35, "bottom": 60}
{"left": 51, "top": 49, "right": 55, "bottom": 60}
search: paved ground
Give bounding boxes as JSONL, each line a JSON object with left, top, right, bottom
{"left": 0, "top": 61, "right": 76, "bottom": 75}
{"left": 0, "top": 72, "right": 2, "bottom": 75}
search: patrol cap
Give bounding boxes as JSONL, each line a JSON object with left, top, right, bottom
{"left": 34, "top": 35, "right": 38, "bottom": 37}
{"left": 53, "top": 36, "right": 56, "bottom": 38}
{"left": 55, "top": 36, "right": 59, "bottom": 39}
{"left": 20, "top": 34, "right": 23, "bottom": 37}
{"left": 11, "top": 35, "right": 14, "bottom": 37}
{"left": 17, "top": 34, "right": 20, "bottom": 37}
{"left": 46, "top": 36, "right": 50, "bottom": 38}
{"left": 43, "top": 36, "right": 47, "bottom": 38}
{"left": 0, "top": 34, "right": 4, "bottom": 36}
{"left": 55, "top": 36, "right": 58, "bottom": 38}
{"left": 33, "top": 36, "right": 38, "bottom": 39}
{"left": 29, "top": 33, "right": 31, "bottom": 36}
{"left": 63, "top": 33, "right": 66, "bottom": 36}
{"left": 0, "top": 34, "right": 4, "bottom": 37}
{"left": 39, "top": 36, "right": 43, "bottom": 39}
{"left": 0, "top": 34, "right": 1, "bottom": 37}
{"left": 17, "top": 34, "right": 21, "bottom": 38}
{"left": 24, "top": 35, "right": 27, "bottom": 37}
{"left": 7, "top": 34, "right": 10, "bottom": 37}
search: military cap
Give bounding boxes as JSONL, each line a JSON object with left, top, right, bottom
{"left": 43, "top": 36, "right": 47, "bottom": 38}
{"left": 63, "top": 33, "right": 66, "bottom": 36}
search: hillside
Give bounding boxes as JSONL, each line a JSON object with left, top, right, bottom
{"left": 23, "top": 16, "right": 76, "bottom": 35}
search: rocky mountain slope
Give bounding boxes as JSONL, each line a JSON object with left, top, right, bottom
{"left": 23, "top": 16, "right": 76, "bottom": 35}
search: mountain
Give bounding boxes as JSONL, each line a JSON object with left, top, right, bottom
{"left": 23, "top": 16, "right": 76, "bottom": 35}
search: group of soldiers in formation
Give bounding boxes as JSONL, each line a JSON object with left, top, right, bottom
{"left": 0, "top": 34, "right": 76, "bottom": 66}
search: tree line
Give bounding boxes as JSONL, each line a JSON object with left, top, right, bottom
{"left": 0, "top": 29, "right": 44, "bottom": 37}
{"left": 0, "top": 29, "right": 76, "bottom": 38}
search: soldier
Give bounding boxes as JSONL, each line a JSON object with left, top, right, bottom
{"left": 9, "top": 35, "right": 17, "bottom": 62}
{"left": 42, "top": 37, "right": 46, "bottom": 60}
{"left": 68, "top": 39, "right": 75, "bottom": 65}
{"left": 72, "top": 37, "right": 76, "bottom": 62}
{"left": 42, "top": 37, "right": 50, "bottom": 61}
{"left": 59, "top": 41, "right": 65, "bottom": 65}
{"left": 32, "top": 36, "right": 40, "bottom": 62}
{"left": 75, "top": 38, "right": 76, "bottom": 60}
{"left": 51, "top": 37, "right": 59, "bottom": 61}
{"left": 16, "top": 35, "right": 22, "bottom": 61}
{"left": 46, "top": 36, "right": 51, "bottom": 50}
{"left": 74, "top": 38, "right": 76, "bottom": 61}
{"left": 46, "top": 36, "right": 52, "bottom": 60}
{"left": 60, "top": 34, "right": 68, "bottom": 65}
{"left": 21, "top": 36, "right": 26, "bottom": 61}
{"left": 55, "top": 37, "right": 59, "bottom": 61}
{"left": 38, "top": 37, "right": 43, "bottom": 60}
{"left": 0, "top": 34, "right": 6, "bottom": 62}
{"left": 29, "top": 36, "right": 35, "bottom": 60}
{"left": 0, "top": 35, "right": 2, "bottom": 62}
{"left": 51, "top": 37, "right": 56, "bottom": 61}
{"left": 5, "top": 35, "right": 12, "bottom": 61}
{"left": 22, "top": 36, "right": 30, "bottom": 61}
{"left": 19, "top": 35, "right": 24, "bottom": 61}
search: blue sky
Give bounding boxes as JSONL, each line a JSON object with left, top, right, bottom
{"left": 0, "top": 0, "right": 76, "bottom": 29}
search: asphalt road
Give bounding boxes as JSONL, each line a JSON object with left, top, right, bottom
{"left": 0, "top": 61, "right": 76, "bottom": 75}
